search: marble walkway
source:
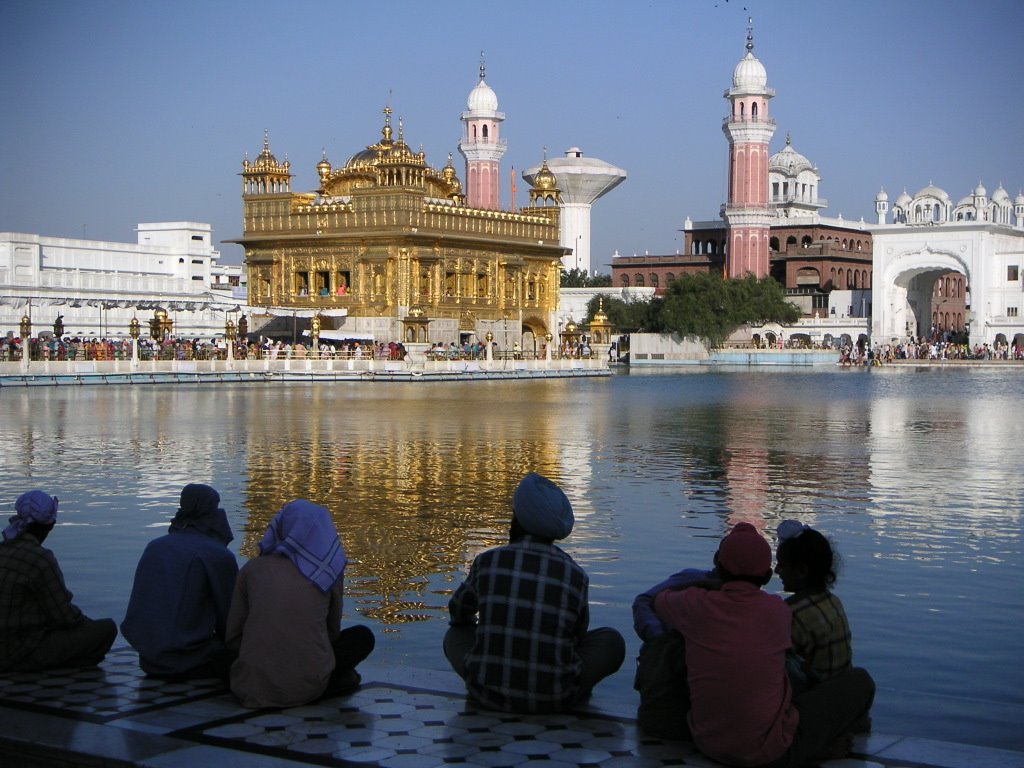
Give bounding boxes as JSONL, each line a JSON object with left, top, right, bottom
{"left": 1, "top": 644, "right": 1021, "bottom": 768}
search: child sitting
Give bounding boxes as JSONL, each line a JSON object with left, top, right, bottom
{"left": 775, "top": 520, "right": 852, "bottom": 691}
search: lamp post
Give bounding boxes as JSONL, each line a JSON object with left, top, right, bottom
{"left": 311, "top": 314, "right": 321, "bottom": 357}
{"left": 225, "top": 319, "right": 236, "bottom": 362}
{"left": 545, "top": 332, "right": 553, "bottom": 362}
{"left": 485, "top": 330, "right": 494, "bottom": 362}
{"left": 129, "top": 317, "right": 140, "bottom": 366}
{"left": 19, "top": 314, "right": 31, "bottom": 371}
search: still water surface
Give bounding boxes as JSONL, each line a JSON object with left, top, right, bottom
{"left": 1, "top": 368, "right": 1021, "bottom": 750}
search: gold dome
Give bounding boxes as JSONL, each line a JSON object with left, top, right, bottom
{"left": 532, "top": 159, "right": 558, "bottom": 191}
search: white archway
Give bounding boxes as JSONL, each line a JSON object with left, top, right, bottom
{"left": 874, "top": 246, "right": 971, "bottom": 344}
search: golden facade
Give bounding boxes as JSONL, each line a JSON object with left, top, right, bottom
{"left": 233, "top": 112, "right": 567, "bottom": 346}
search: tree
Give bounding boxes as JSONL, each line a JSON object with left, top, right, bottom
{"left": 654, "top": 272, "right": 800, "bottom": 349}
{"left": 560, "top": 268, "right": 613, "bottom": 288}
{"left": 584, "top": 295, "right": 657, "bottom": 332}
{"left": 560, "top": 268, "right": 590, "bottom": 288}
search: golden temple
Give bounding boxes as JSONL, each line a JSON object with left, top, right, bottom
{"left": 233, "top": 111, "right": 567, "bottom": 351}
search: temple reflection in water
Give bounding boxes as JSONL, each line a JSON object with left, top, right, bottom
{"left": 236, "top": 384, "right": 579, "bottom": 625}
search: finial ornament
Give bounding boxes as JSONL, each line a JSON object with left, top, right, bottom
{"left": 746, "top": 17, "right": 754, "bottom": 53}
{"left": 263, "top": 128, "right": 270, "bottom": 151}
{"left": 479, "top": 50, "right": 486, "bottom": 80}
{"left": 786, "top": 132, "right": 792, "bottom": 146}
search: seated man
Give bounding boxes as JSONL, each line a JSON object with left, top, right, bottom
{"left": 652, "top": 522, "right": 874, "bottom": 767}
{"left": 444, "top": 472, "right": 625, "bottom": 713}
{"left": 0, "top": 490, "right": 116, "bottom": 672}
{"left": 121, "top": 484, "right": 238, "bottom": 679}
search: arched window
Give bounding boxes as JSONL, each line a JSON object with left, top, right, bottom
{"left": 482, "top": 124, "right": 489, "bottom": 140}
{"left": 751, "top": 101, "right": 758, "bottom": 120}
{"left": 770, "top": 237, "right": 780, "bottom": 252}
{"left": 842, "top": 239, "right": 848, "bottom": 250}
{"left": 635, "top": 273, "right": 645, "bottom": 287}
{"left": 802, "top": 235, "right": 813, "bottom": 247}
{"left": 787, "top": 236, "right": 798, "bottom": 247}
{"left": 620, "top": 274, "right": 630, "bottom": 287}
{"left": 666, "top": 272, "right": 675, "bottom": 283}
{"left": 650, "top": 273, "right": 659, "bottom": 288}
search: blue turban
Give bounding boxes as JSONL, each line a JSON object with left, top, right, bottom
{"left": 3, "top": 490, "right": 59, "bottom": 541}
{"left": 169, "top": 483, "right": 233, "bottom": 545}
{"left": 259, "top": 500, "right": 347, "bottom": 592}
{"left": 512, "top": 472, "right": 574, "bottom": 540}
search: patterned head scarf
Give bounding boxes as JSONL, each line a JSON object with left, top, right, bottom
{"left": 3, "top": 490, "right": 59, "bottom": 541}
{"left": 169, "top": 483, "right": 233, "bottom": 545}
{"left": 258, "top": 499, "right": 347, "bottom": 592}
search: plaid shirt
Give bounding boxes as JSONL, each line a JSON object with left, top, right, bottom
{"left": 0, "top": 535, "right": 84, "bottom": 671}
{"left": 448, "top": 536, "right": 589, "bottom": 712}
{"left": 786, "top": 590, "right": 852, "bottom": 682}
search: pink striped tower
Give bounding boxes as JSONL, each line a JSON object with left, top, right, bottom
{"left": 459, "top": 54, "right": 507, "bottom": 210}
{"left": 722, "top": 19, "right": 776, "bottom": 278}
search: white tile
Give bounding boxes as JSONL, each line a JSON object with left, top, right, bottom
{"left": 877, "top": 737, "right": 1024, "bottom": 768}
{"left": 492, "top": 720, "right": 547, "bottom": 737}
{"left": 499, "top": 738, "right": 562, "bottom": 756}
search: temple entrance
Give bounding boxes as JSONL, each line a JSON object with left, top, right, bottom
{"left": 875, "top": 246, "right": 971, "bottom": 345}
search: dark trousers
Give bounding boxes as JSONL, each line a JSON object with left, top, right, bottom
{"left": 325, "top": 624, "right": 375, "bottom": 691}
{"left": 443, "top": 624, "right": 625, "bottom": 703}
{"left": 765, "top": 667, "right": 876, "bottom": 768}
{"left": 20, "top": 618, "right": 117, "bottom": 672}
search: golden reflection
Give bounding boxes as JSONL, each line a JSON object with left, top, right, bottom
{"left": 239, "top": 386, "right": 565, "bottom": 625}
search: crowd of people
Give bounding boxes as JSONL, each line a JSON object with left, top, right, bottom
{"left": 1, "top": 476, "right": 874, "bottom": 766}
{"left": 0, "top": 335, "right": 413, "bottom": 363}
{"left": 840, "top": 337, "right": 1022, "bottom": 366}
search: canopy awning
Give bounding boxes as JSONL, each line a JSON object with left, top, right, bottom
{"left": 302, "top": 329, "right": 374, "bottom": 342}
{"left": 259, "top": 307, "right": 349, "bottom": 319}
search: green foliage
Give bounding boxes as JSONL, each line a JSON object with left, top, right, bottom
{"left": 655, "top": 273, "right": 801, "bottom": 349}
{"left": 584, "top": 295, "right": 657, "bottom": 332}
{"left": 560, "top": 268, "right": 590, "bottom": 287}
{"left": 560, "top": 268, "right": 613, "bottom": 288}
{"left": 575, "top": 274, "right": 799, "bottom": 347}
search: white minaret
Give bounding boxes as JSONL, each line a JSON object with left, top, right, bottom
{"left": 458, "top": 54, "right": 506, "bottom": 210}
{"left": 523, "top": 148, "right": 626, "bottom": 275}
{"left": 875, "top": 188, "right": 889, "bottom": 225}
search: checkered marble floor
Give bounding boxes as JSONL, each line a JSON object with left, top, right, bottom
{"left": 0, "top": 645, "right": 224, "bottom": 722}
{"left": 2, "top": 644, "right": 1023, "bottom": 768}
{"left": 172, "top": 682, "right": 708, "bottom": 767}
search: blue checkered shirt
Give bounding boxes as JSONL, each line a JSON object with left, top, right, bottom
{"left": 448, "top": 536, "right": 589, "bottom": 712}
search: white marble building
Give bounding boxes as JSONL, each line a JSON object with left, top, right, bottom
{"left": 871, "top": 183, "right": 1024, "bottom": 347}
{"left": 0, "top": 222, "right": 246, "bottom": 340}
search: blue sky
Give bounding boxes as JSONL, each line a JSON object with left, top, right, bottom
{"left": 2, "top": 0, "right": 1022, "bottom": 271}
